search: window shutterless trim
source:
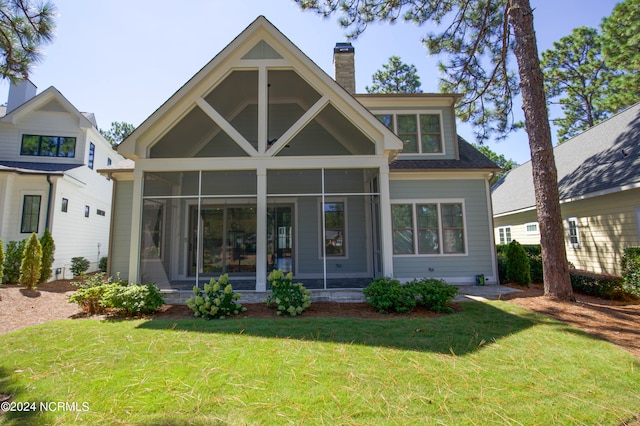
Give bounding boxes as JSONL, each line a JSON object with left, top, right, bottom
{"left": 21, "top": 195, "right": 41, "bottom": 233}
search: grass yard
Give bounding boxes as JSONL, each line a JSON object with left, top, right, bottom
{"left": 1, "top": 301, "right": 639, "bottom": 425}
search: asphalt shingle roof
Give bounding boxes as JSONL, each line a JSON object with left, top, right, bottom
{"left": 492, "top": 102, "right": 640, "bottom": 215}
{"left": 0, "top": 161, "right": 82, "bottom": 174}
{"left": 390, "top": 137, "right": 500, "bottom": 171}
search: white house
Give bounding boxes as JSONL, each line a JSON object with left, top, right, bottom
{"left": 101, "top": 16, "right": 500, "bottom": 296}
{"left": 0, "top": 81, "right": 124, "bottom": 279}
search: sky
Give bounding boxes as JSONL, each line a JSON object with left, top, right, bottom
{"left": 0, "top": 0, "right": 622, "bottom": 165}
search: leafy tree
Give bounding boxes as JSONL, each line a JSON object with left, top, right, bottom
{"left": 601, "top": 0, "right": 640, "bottom": 112}
{"left": 99, "top": 121, "right": 135, "bottom": 146}
{"left": 0, "top": 0, "right": 56, "bottom": 81}
{"left": 296, "top": 0, "right": 574, "bottom": 300}
{"left": 19, "top": 232, "right": 41, "bottom": 289}
{"left": 38, "top": 228, "right": 55, "bottom": 283}
{"left": 540, "top": 27, "right": 613, "bottom": 142}
{"left": 366, "top": 56, "right": 422, "bottom": 93}
{"left": 473, "top": 144, "right": 517, "bottom": 185}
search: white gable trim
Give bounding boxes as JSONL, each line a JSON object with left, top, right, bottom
{"left": 119, "top": 16, "right": 403, "bottom": 161}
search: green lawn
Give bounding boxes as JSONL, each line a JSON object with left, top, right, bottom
{"left": 1, "top": 301, "right": 639, "bottom": 425}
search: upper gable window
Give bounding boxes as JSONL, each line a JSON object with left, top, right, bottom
{"left": 376, "top": 113, "right": 442, "bottom": 154}
{"left": 21, "top": 135, "right": 76, "bottom": 157}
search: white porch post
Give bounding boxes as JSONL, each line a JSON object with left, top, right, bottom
{"left": 128, "top": 168, "right": 144, "bottom": 284}
{"left": 256, "top": 167, "right": 267, "bottom": 291}
{"left": 378, "top": 166, "right": 394, "bottom": 277}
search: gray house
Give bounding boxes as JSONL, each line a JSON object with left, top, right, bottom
{"left": 101, "top": 16, "right": 499, "bottom": 295}
{"left": 493, "top": 102, "right": 640, "bottom": 275}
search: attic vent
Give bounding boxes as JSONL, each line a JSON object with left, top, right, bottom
{"left": 242, "top": 40, "right": 283, "bottom": 60}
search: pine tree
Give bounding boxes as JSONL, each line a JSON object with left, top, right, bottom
{"left": 366, "top": 56, "right": 422, "bottom": 94}
{"left": 295, "top": 0, "right": 573, "bottom": 300}
{"left": 19, "top": 232, "right": 42, "bottom": 289}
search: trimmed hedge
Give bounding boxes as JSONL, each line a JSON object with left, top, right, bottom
{"left": 621, "top": 247, "right": 640, "bottom": 298}
{"left": 569, "top": 270, "right": 630, "bottom": 300}
{"left": 364, "top": 277, "right": 458, "bottom": 314}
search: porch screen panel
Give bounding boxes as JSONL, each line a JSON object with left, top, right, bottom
{"left": 267, "top": 169, "right": 322, "bottom": 194}
{"left": 324, "top": 168, "right": 378, "bottom": 194}
{"left": 201, "top": 170, "right": 256, "bottom": 196}
{"left": 143, "top": 171, "right": 199, "bottom": 197}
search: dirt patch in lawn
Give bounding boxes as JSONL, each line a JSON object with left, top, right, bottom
{"left": 1, "top": 280, "right": 639, "bottom": 360}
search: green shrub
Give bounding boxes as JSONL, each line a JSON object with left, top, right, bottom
{"left": 505, "top": 240, "right": 531, "bottom": 286}
{"left": 363, "top": 277, "right": 416, "bottom": 314}
{"left": 39, "top": 228, "right": 55, "bottom": 283}
{"left": 406, "top": 278, "right": 458, "bottom": 313}
{"left": 265, "top": 269, "right": 311, "bottom": 316}
{"left": 527, "top": 252, "right": 544, "bottom": 283}
{"left": 569, "top": 270, "right": 630, "bottom": 300}
{"left": 3, "top": 240, "right": 25, "bottom": 283}
{"left": 187, "top": 274, "right": 246, "bottom": 319}
{"left": 620, "top": 247, "right": 640, "bottom": 298}
{"left": 0, "top": 238, "right": 4, "bottom": 284}
{"left": 69, "top": 272, "right": 115, "bottom": 314}
{"left": 70, "top": 273, "right": 163, "bottom": 316}
{"left": 101, "top": 282, "right": 165, "bottom": 316}
{"left": 70, "top": 257, "right": 90, "bottom": 277}
{"left": 19, "top": 233, "right": 42, "bottom": 289}
{"left": 99, "top": 256, "right": 108, "bottom": 273}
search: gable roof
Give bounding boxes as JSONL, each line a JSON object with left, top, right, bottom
{"left": 118, "top": 15, "right": 403, "bottom": 159}
{"left": 492, "top": 102, "right": 640, "bottom": 216}
{"left": 390, "top": 137, "right": 500, "bottom": 171}
{"left": 0, "top": 86, "right": 96, "bottom": 129}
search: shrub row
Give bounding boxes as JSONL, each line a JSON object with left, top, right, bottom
{"left": 363, "top": 277, "right": 458, "bottom": 314}
{"left": 1, "top": 231, "right": 56, "bottom": 288}
{"left": 69, "top": 273, "right": 164, "bottom": 316}
{"left": 569, "top": 270, "right": 628, "bottom": 300}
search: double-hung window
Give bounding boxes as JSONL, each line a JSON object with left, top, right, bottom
{"left": 323, "top": 202, "right": 345, "bottom": 257}
{"left": 392, "top": 202, "right": 465, "bottom": 255}
{"left": 376, "top": 113, "right": 443, "bottom": 153}
{"left": 498, "top": 226, "right": 512, "bottom": 244}
{"left": 567, "top": 217, "right": 580, "bottom": 248}
{"left": 21, "top": 195, "right": 41, "bottom": 233}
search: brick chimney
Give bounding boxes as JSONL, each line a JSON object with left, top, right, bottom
{"left": 334, "top": 42, "right": 355, "bottom": 94}
{"left": 7, "top": 79, "right": 37, "bottom": 113}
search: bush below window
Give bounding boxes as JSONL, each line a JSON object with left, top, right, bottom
{"left": 364, "top": 277, "right": 458, "bottom": 314}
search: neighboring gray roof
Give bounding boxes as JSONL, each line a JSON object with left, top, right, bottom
{"left": 0, "top": 161, "right": 82, "bottom": 174}
{"left": 492, "top": 102, "right": 640, "bottom": 216}
{"left": 390, "top": 136, "right": 500, "bottom": 171}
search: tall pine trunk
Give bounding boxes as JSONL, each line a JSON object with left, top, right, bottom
{"left": 508, "top": 0, "right": 574, "bottom": 300}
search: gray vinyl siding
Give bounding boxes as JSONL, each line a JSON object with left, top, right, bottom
{"left": 109, "top": 180, "right": 133, "bottom": 280}
{"left": 390, "top": 178, "right": 495, "bottom": 282}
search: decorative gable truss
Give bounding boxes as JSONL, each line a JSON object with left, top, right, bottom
{"left": 119, "top": 17, "right": 402, "bottom": 161}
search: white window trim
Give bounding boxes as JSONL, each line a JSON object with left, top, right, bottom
{"left": 567, "top": 217, "right": 580, "bottom": 249}
{"left": 391, "top": 199, "right": 468, "bottom": 257}
{"left": 524, "top": 222, "right": 539, "bottom": 235}
{"left": 375, "top": 110, "right": 445, "bottom": 155}
{"left": 318, "top": 197, "right": 349, "bottom": 259}
{"left": 497, "top": 226, "right": 512, "bottom": 245}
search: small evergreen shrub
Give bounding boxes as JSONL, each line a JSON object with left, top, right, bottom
{"left": 265, "top": 269, "right": 311, "bottom": 316}
{"left": 406, "top": 278, "right": 458, "bottom": 313}
{"left": 187, "top": 274, "right": 246, "bottom": 319}
{"left": 101, "top": 282, "right": 165, "bottom": 316}
{"left": 569, "top": 270, "right": 630, "bottom": 300}
{"left": 0, "top": 238, "right": 4, "bottom": 284}
{"left": 69, "top": 272, "right": 116, "bottom": 314}
{"left": 70, "top": 257, "right": 90, "bottom": 277}
{"left": 19, "top": 233, "right": 42, "bottom": 289}
{"left": 39, "top": 229, "right": 55, "bottom": 283}
{"left": 99, "top": 256, "right": 108, "bottom": 273}
{"left": 620, "top": 247, "right": 640, "bottom": 298}
{"left": 363, "top": 277, "right": 416, "bottom": 314}
{"left": 3, "top": 240, "right": 25, "bottom": 284}
{"left": 505, "top": 240, "right": 531, "bottom": 286}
